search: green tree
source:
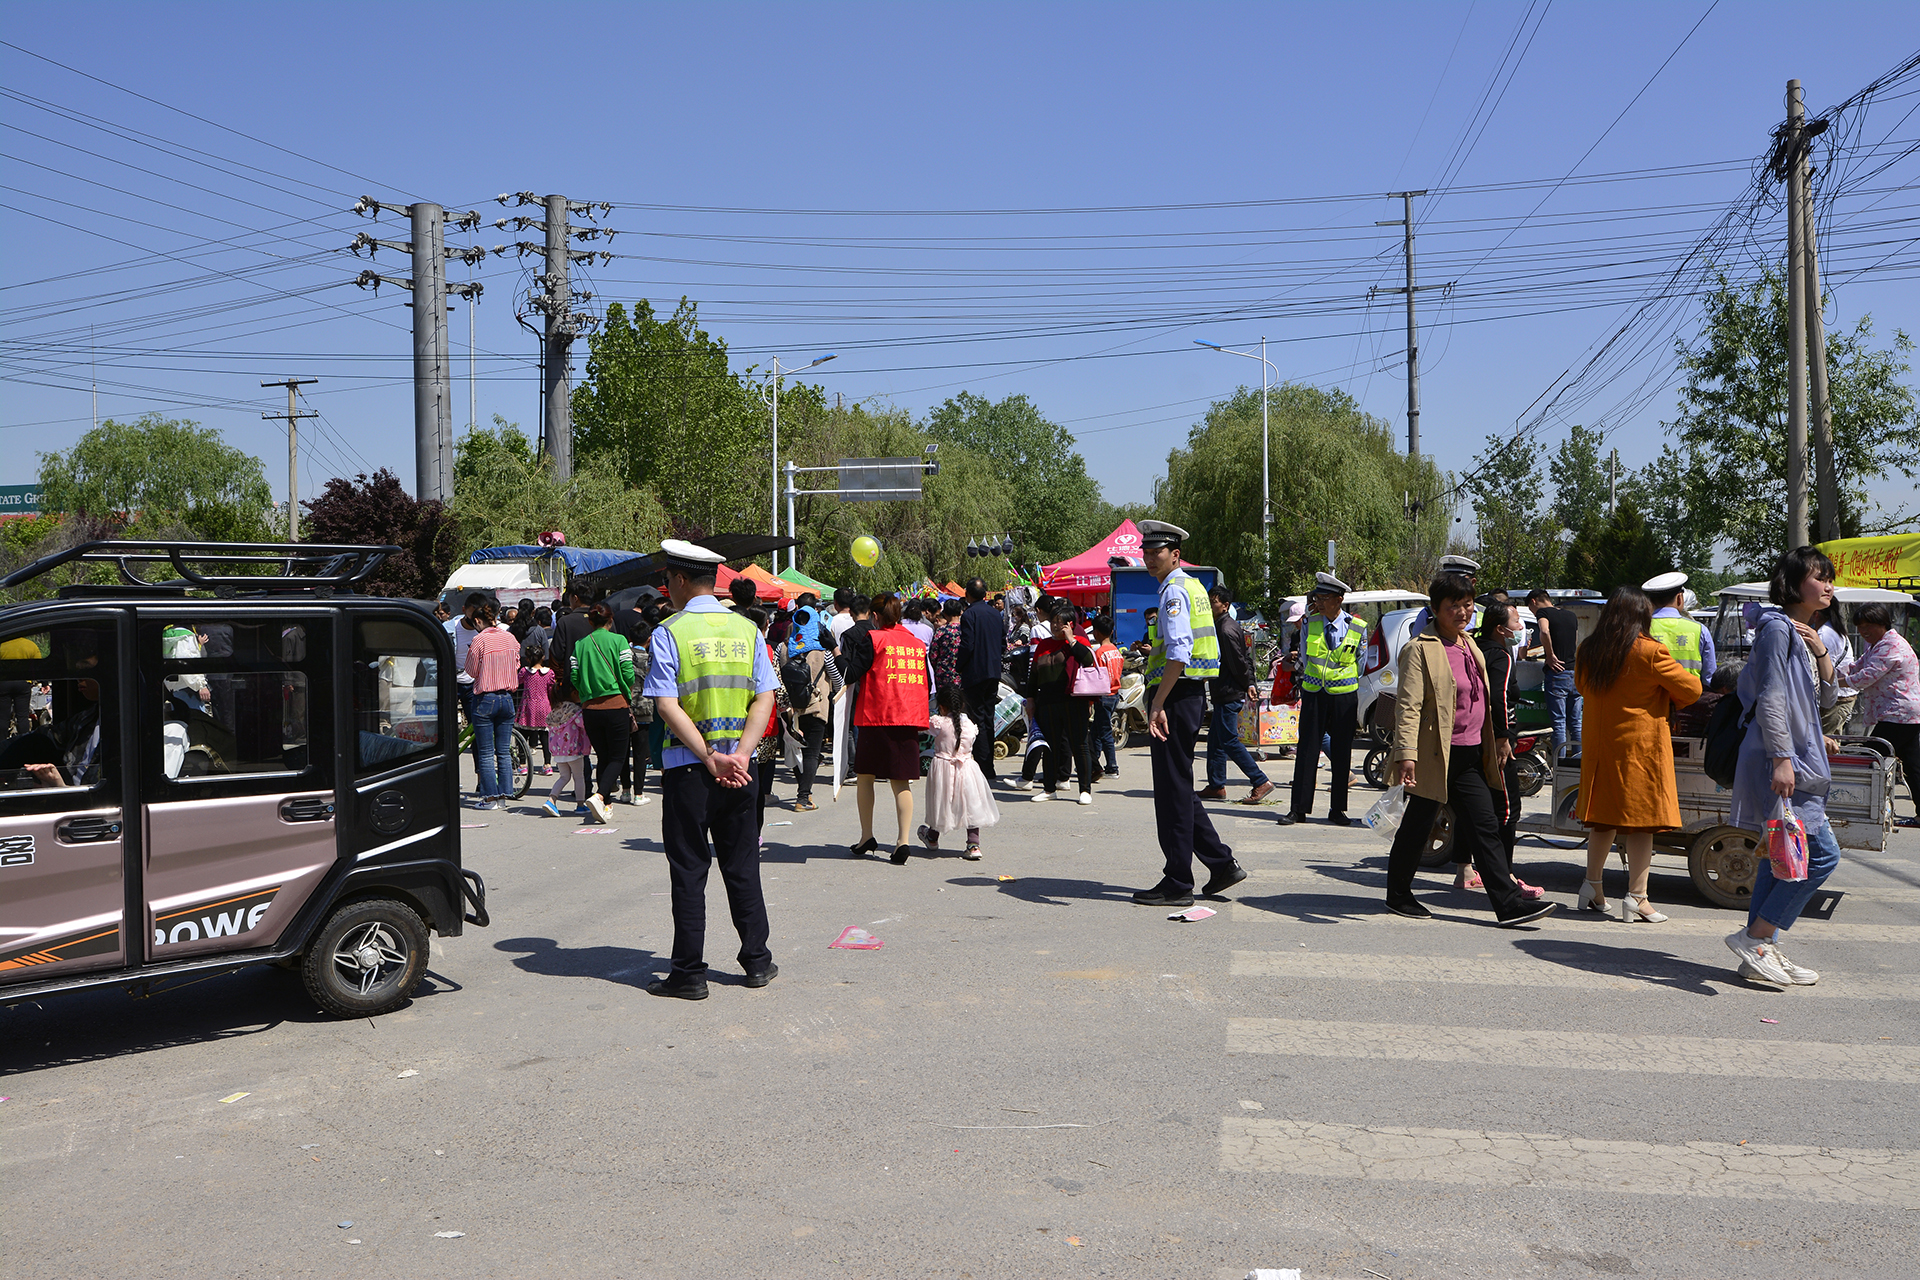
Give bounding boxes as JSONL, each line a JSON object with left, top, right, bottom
{"left": 1624, "top": 442, "right": 1717, "bottom": 578}
{"left": 923, "top": 392, "right": 1106, "bottom": 564}
{"left": 570, "top": 298, "right": 769, "bottom": 539}
{"left": 1466, "top": 432, "right": 1559, "bottom": 589}
{"left": 1563, "top": 494, "right": 1668, "bottom": 592}
{"left": 454, "top": 415, "right": 537, "bottom": 496}
{"left": 1154, "top": 385, "right": 1449, "bottom": 611}
{"left": 448, "top": 419, "right": 669, "bottom": 564}
{"left": 1548, "top": 423, "right": 1611, "bottom": 537}
{"left": 38, "top": 413, "right": 275, "bottom": 537}
{"left": 301, "top": 469, "right": 460, "bottom": 599}
{"left": 1666, "top": 269, "right": 1919, "bottom": 572}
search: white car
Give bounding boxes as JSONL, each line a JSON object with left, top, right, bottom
{"left": 1278, "top": 590, "right": 1431, "bottom": 742}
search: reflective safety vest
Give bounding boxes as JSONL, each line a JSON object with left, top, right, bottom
{"left": 1146, "top": 572, "right": 1220, "bottom": 686}
{"left": 660, "top": 606, "right": 761, "bottom": 750}
{"left": 1300, "top": 614, "right": 1365, "bottom": 695}
{"left": 1649, "top": 615, "right": 1705, "bottom": 675}
{"left": 855, "top": 626, "right": 930, "bottom": 728}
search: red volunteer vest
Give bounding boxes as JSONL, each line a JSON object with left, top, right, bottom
{"left": 855, "top": 626, "right": 931, "bottom": 728}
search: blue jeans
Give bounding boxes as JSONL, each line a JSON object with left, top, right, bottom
{"left": 1544, "top": 669, "right": 1580, "bottom": 759}
{"left": 470, "top": 691, "right": 516, "bottom": 798}
{"left": 1094, "top": 694, "right": 1119, "bottom": 771}
{"left": 1207, "top": 698, "right": 1269, "bottom": 790}
{"left": 1748, "top": 807, "right": 1841, "bottom": 933}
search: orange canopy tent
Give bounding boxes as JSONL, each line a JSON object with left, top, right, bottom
{"left": 739, "top": 562, "right": 807, "bottom": 602}
{"left": 712, "top": 563, "right": 789, "bottom": 602}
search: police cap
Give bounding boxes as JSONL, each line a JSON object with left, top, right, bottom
{"left": 1137, "top": 520, "right": 1189, "bottom": 549}
{"left": 1310, "top": 572, "right": 1351, "bottom": 597}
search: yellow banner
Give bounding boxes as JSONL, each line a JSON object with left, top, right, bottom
{"left": 1815, "top": 534, "right": 1920, "bottom": 587}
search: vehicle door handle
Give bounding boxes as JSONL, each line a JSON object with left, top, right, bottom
{"left": 280, "top": 797, "right": 336, "bottom": 823}
{"left": 58, "top": 815, "right": 123, "bottom": 843}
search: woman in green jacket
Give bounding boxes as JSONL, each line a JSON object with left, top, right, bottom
{"left": 569, "top": 603, "right": 635, "bottom": 823}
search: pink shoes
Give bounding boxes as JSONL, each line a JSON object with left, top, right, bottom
{"left": 1453, "top": 866, "right": 1484, "bottom": 890}
{"left": 1513, "top": 876, "right": 1546, "bottom": 900}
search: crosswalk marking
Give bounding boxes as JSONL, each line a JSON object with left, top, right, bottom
{"left": 1226, "top": 1018, "right": 1920, "bottom": 1082}
{"left": 1230, "top": 949, "right": 1918, "bottom": 1000}
{"left": 1238, "top": 865, "right": 1920, "bottom": 905}
{"left": 1227, "top": 901, "right": 1916, "bottom": 941}
{"left": 1218, "top": 1118, "right": 1920, "bottom": 1207}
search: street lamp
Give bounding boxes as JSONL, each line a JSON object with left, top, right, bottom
{"left": 1196, "top": 337, "right": 1277, "bottom": 595}
{"left": 761, "top": 352, "right": 836, "bottom": 571}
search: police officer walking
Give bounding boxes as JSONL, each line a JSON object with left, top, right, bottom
{"left": 1279, "top": 572, "right": 1365, "bottom": 827}
{"left": 1644, "top": 571, "right": 1716, "bottom": 683}
{"left": 641, "top": 540, "right": 783, "bottom": 1000}
{"left": 1128, "top": 521, "right": 1246, "bottom": 908}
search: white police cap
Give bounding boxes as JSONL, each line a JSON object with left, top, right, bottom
{"left": 1310, "top": 572, "right": 1351, "bottom": 596}
{"left": 658, "top": 538, "right": 726, "bottom": 574}
{"left": 1439, "top": 554, "right": 1481, "bottom": 574}
{"left": 1643, "top": 570, "right": 1688, "bottom": 594}
{"left": 1137, "top": 520, "right": 1189, "bottom": 549}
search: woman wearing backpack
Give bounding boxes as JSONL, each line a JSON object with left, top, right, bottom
{"left": 1725, "top": 546, "right": 1844, "bottom": 986}
{"left": 783, "top": 606, "right": 843, "bottom": 812}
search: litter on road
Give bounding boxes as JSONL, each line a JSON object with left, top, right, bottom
{"left": 572, "top": 827, "right": 620, "bottom": 835}
{"left": 830, "top": 926, "right": 883, "bottom": 949}
{"left": 337, "top": 1221, "right": 352, "bottom": 1229}
{"left": 1760, "top": 1018, "right": 1779, "bottom": 1024}
{"left": 434, "top": 1230, "right": 466, "bottom": 1238}
{"left": 1169, "top": 905, "right": 1216, "bottom": 922}
{"left": 218, "top": 1092, "right": 249, "bottom": 1104}
{"left": 396, "top": 1069, "right": 419, "bottom": 1078}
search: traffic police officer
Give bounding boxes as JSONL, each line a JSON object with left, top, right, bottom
{"left": 1280, "top": 572, "right": 1365, "bottom": 827}
{"left": 1643, "top": 570, "right": 1716, "bottom": 682}
{"left": 642, "top": 539, "right": 783, "bottom": 1000}
{"left": 1129, "top": 521, "right": 1245, "bottom": 907}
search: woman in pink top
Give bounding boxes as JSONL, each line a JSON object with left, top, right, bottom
{"left": 518, "top": 640, "right": 557, "bottom": 771}
{"left": 463, "top": 600, "right": 521, "bottom": 808}
{"left": 1845, "top": 603, "right": 1920, "bottom": 826}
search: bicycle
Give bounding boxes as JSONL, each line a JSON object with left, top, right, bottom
{"left": 456, "top": 721, "right": 534, "bottom": 800}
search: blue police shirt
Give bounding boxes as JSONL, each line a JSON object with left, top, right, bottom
{"left": 642, "top": 594, "right": 782, "bottom": 769}
{"left": 1158, "top": 569, "right": 1197, "bottom": 666}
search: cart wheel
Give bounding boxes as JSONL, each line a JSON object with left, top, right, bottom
{"left": 510, "top": 727, "right": 533, "bottom": 799}
{"left": 1363, "top": 746, "right": 1389, "bottom": 789}
{"left": 1514, "top": 750, "right": 1549, "bottom": 798}
{"left": 993, "top": 739, "right": 1009, "bottom": 760}
{"left": 1417, "top": 804, "right": 1456, "bottom": 868}
{"left": 1112, "top": 708, "right": 1130, "bottom": 748}
{"left": 1688, "top": 826, "right": 1760, "bottom": 910}
{"left": 301, "top": 898, "right": 428, "bottom": 1018}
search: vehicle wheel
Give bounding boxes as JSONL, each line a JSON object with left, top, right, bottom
{"left": 1112, "top": 708, "right": 1130, "bottom": 748}
{"left": 993, "top": 739, "right": 1009, "bottom": 760}
{"left": 1514, "top": 749, "right": 1549, "bottom": 799}
{"left": 509, "top": 727, "right": 533, "bottom": 799}
{"left": 1688, "top": 826, "right": 1760, "bottom": 910}
{"left": 1417, "top": 804, "right": 1456, "bottom": 868}
{"left": 1363, "top": 746, "right": 1390, "bottom": 789}
{"left": 302, "top": 898, "right": 429, "bottom": 1018}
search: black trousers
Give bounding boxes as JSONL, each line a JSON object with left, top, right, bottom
{"left": 661, "top": 761, "right": 772, "bottom": 979}
{"left": 1037, "top": 697, "right": 1093, "bottom": 794}
{"left": 1385, "top": 743, "right": 1526, "bottom": 917}
{"left": 755, "top": 750, "right": 777, "bottom": 832}
{"left": 1290, "top": 689, "right": 1357, "bottom": 818}
{"left": 1496, "top": 753, "right": 1522, "bottom": 871}
{"left": 630, "top": 716, "right": 650, "bottom": 791}
{"left": 581, "top": 706, "right": 631, "bottom": 801}
{"left": 964, "top": 679, "right": 1001, "bottom": 779}
{"left": 1872, "top": 720, "right": 1920, "bottom": 809}
{"left": 1150, "top": 680, "right": 1235, "bottom": 891}
{"left": 796, "top": 715, "right": 828, "bottom": 801}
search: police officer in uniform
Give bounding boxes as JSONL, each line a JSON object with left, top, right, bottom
{"left": 1643, "top": 571, "right": 1715, "bottom": 683}
{"left": 1280, "top": 572, "right": 1365, "bottom": 827}
{"left": 1129, "top": 521, "right": 1246, "bottom": 907}
{"left": 641, "top": 539, "right": 783, "bottom": 1000}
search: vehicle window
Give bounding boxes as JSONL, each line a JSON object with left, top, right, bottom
{"left": 156, "top": 622, "right": 320, "bottom": 778}
{"left": 0, "top": 622, "right": 115, "bottom": 801}
{"left": 354, "top": 619, "right": 441, "bottom": 772}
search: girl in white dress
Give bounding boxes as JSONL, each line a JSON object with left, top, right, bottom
{"left": 919, "top": 684, "right": 1000, "bottom": 860}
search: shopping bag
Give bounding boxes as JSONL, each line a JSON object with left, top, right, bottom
{"left": 1766, "top": 799, "right": 1809, "bottom": 882}
{"left": 1364, "top": 784, "right": 1408, "bottom": 840}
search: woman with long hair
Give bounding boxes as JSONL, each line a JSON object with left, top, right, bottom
{"left": 1574, "top": 586, "right": 1702, "bottom": 921}
{"left": 845, "top": 593, "right": 931, "bottom": 864}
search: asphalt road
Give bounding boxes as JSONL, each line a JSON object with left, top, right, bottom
{"left": 5, "top": 740, "right": 1918, "bottom": 1279}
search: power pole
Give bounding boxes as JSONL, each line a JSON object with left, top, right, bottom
{"left": 1373, "top": 191, "right": 1451, "bottom": 457}
{"left": 349, "top": 200, "right": 484, "bottom": 503}
{"left": 1768, "top": 81, "right": 1831, "bottom": 548}
{"left": 262, "top": 378, "right": 317, "bottom": 540}
{"left": 490, "top": 194, "right": 616, "bottom": 482}
{"left": 1798, "top": 112, "right": 1839, "bottom": 541}
{"left": 1608, "top": 448, "right": 1619, "bottom": 517}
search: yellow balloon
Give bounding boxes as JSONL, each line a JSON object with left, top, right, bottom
{"left": 851, "top": 535, "right": 881, "bottom": 568}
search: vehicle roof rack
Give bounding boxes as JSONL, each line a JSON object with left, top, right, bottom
{"left": 0, "top": 540, "right": 402, "bottom": 594}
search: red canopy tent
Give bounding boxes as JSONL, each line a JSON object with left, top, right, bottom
{"left": 1039, "top": 520, "right": 1148, "bottom": 603}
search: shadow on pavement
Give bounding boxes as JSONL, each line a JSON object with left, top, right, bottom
{"left": 493, "top": 937, "right": 664, "bottom": 989}
{"left": 1512, "top": 937, "right": 1758, "bottom": 997}
{"left": 945, "top": 874, "right": 1138, "bottom": 907}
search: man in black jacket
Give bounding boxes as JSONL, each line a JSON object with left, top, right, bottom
{"left": 1200, "top": 586, "right": 1274, "bottom": 803}
{"left": 956, "top": 577, "right": 1007, "bottom": 779}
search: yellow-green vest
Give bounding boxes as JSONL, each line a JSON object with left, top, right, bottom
{"left": 1649, "top": 614, "right": 1704, "bottom": 675}
{"left": 1146, "top": 573, "right": 1220, "bottom": 686}
{"left": 660, "top": 607, "right": 760, "bottom": 750}
{"left": 1300, "top": 614, "right": 1365, "bottom": 695}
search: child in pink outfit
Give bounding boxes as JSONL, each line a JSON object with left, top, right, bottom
{"left": 542, "top": 683, "right": 589, "bottom": 816}
{"left": 917, "top": 685, "right": 1000, "bottom": 860}
{"left": 518, "top": 646, "right": 557, "bottom": 772}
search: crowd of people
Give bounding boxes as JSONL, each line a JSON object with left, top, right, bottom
{"left": 434, "top": 530, "right": 1917, "bottom": 1001}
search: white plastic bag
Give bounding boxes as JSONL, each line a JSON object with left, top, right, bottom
{"left": 1364, "top": 784, "right": 1407, "bottom": 840}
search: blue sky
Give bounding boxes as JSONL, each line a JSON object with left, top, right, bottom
{"left": 3, "top": 2, "right": 1916, "bottom": 526}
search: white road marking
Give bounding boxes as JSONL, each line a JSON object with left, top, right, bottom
{"left": 1225, "top": 1018, "right": 1920, "bottom": 1082}
{"left": 1228, "top": 901, "right": 1917, "bottom": 941}
{"left": 1229, "top": 949, "right": 1917, "bottom": 1000}
{"left": 1240, "top": 865, "right": 1920, "bottom": 905}
{"left": 1219, "top": 1118, "right": 1920, "bottom": 1207}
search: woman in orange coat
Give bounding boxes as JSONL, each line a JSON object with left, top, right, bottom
{"left": 1574, "top": 586, "right": 1702, "bottom": 922}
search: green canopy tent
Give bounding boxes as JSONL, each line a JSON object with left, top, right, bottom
{"left": 778, "top": 565, "right": 835, "bottom": 596}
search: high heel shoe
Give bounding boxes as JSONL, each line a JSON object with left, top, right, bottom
{"left": 848, "top": 836, "right": 878, "bottom": 858}
{"left": 1576, "top": 878, "right": 1608, "bottom": 913}
{"left": 1619, "top": 891, "right": 1667, "bottom": 923}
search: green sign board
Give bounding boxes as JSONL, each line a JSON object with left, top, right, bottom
{"left": 0, "top": 484, "right": 43, "bottom": 516}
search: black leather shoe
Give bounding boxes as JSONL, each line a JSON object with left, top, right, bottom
{"left": 1497, "top": 902, "right": 1559, "bottom": 928}
{"left": 1201, "top": 862, "right": 1249, "bottom": 897}
{"left": 1274, "top": 811, "right": 1301, "bottom": 826}
{"left": 647, "top": 975, "right": 710, "bottom": 1000}
{"left": 1131, "top": 884, "right": 1195, "bottom": 907}
{"left": 742, "top": 962, "right": 779, "bottom": 989}
{"left": 1385, "top": 897, "right": 1433, "bottom": 920}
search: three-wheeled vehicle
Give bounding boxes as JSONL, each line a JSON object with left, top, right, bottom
{"left": 0, "top": 541, "right": 487, "bottom": 1018}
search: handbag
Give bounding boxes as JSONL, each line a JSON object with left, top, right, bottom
{"left": 1765, "top": 797, "right": 1809, "bottom": 882}
{"left": 1069, "top": 658, "right": 1112, "bottom": 697}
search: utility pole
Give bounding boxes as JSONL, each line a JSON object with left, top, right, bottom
{"left": 490, "top": 194, "right": 616, "bottom": 482}
{"left": 262, "top": 378, "right": 317, "bottom": 540}
{"left": 349, "top": 200, "right": 484, "bottom": 503}
{"left": 1769, "top": 80, "right": 1833, "bottom": 548}
{"left": 1799, "top": 115, "right": 1839, "bottom": 541}
{"left": 1608, "top": 448, "right": 1619, "bottom": 517}
{"left": 1373, "top": 192, "right": 1450, "bottom": 457}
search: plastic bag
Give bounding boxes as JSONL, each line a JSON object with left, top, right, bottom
{"left": 1766, "top": 798, "right": 1809, "bottom": 882}
{"left": 1364, "top": 784, "right": 1408, "bottom": 840}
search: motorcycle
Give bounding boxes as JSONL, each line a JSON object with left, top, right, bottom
{"left": 1364, "top": 732, "right": 1551, "bottom": 796}
{"left": 1111, "top": 663, "right": 1152, "bottom": 747}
